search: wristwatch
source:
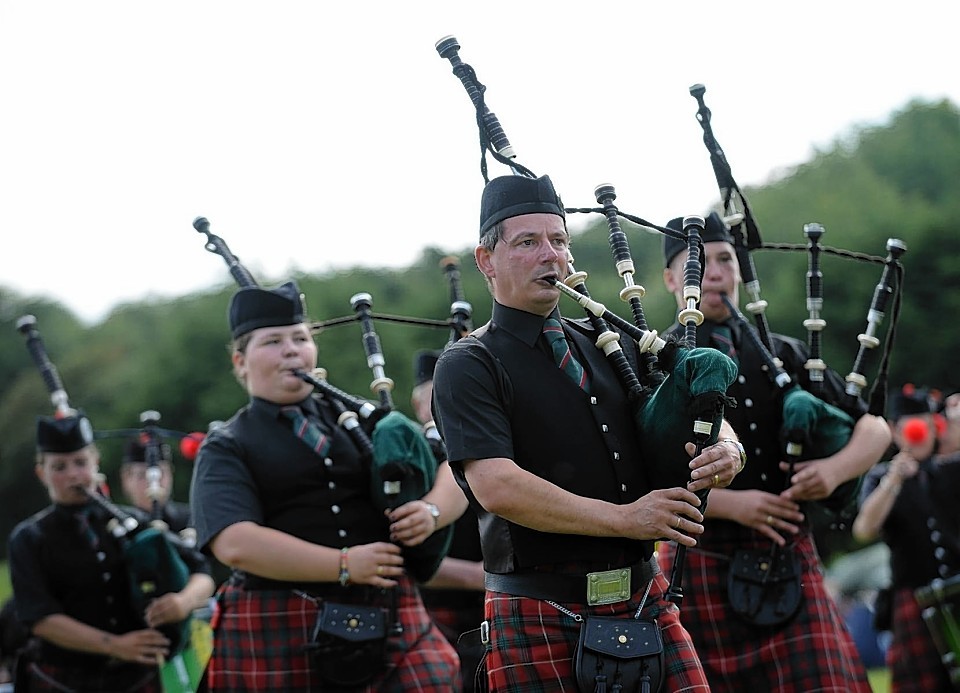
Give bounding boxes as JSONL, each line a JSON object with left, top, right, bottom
{"left": 721, "top": 438, "right": 747, "bottom": 472}
{"left": 423, "top": 501, "right": 441, "bottom": 529}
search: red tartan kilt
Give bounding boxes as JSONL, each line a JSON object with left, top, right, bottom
{"left": 483, "top": 569, "right": 708, "bottom": 692}
{"left": 657, "top": 533, "right": 871, "bottom": 692}
{"left": 209, "top": 575, "right": 459, "bottom": 691}
{"left": 887, "top": 585, "right": 956, "bottom": 692}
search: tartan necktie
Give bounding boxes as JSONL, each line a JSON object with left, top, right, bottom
{"left": 711, "top": 323, "right": 739, "bottom": 365}
{"left": 74, "top": 506, "right": 100, "bottom": 550}
{"left": 281, "top": 405, "right": 333, "bottom": 457}
{"left": 542, "top": 317, "right": 589, "bottom": 392}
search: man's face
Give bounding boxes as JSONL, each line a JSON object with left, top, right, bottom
{"left": 475, "top": 213, "right": 569, "bottom": 317}
{"left": 664, "top": 241, "right": 741, "bottom": 322}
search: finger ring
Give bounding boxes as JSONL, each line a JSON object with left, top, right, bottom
{"left": 766, "top": 515, "right": 774, "bottom": 525}
{"left": 713, "top": 473, "right": 721, "bottom": 486}
{"left": 675, "top": 516, "right": 682, "bottom": 529}
{"left": 377, "top": 565, "right": 383, "bottom": 575}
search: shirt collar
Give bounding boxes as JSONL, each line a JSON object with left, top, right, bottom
{"left": 251, "top": 395, "right": 319, "bottom": 419}
{"left": 704, "top": 318, "right": 742, "bottom": 344}
{"left": 491, "top": 301, "right": 562, "bottom": 347}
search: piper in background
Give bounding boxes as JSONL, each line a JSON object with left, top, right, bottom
{"left": 410, "top": 349, "right": 485, "bottom": 692}
{"left": 7, "top": 413, "right": 214, "bottom": 692}
{"left": 657, "top": 211, "right": 891, "bottom": 692}
{"left": 853, "top": 385, "right": 960, "bottom": 692}
{"left": 120, "top": 436, "right": 192, "bottom": 535}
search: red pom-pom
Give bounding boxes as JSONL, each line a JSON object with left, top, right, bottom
{"left": 902, "top": 383, "right": 916, "bottom": 395}
{"left": 179, "top": 432, "right": 205, "bottom": 461}
{"left": 902, "top": 417, "right": 929, "bottom": 445}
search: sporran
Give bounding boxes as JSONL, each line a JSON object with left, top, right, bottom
{"left": 307, "top": 601, "right": 388, "bottom": 687}
{"left": 574, "top": 616, "right": 663, "bottom": 693}
{"left": 727, "top": 546, "right": 803, "bottom": 627}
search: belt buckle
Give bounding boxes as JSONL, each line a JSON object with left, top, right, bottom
{"left": 586, "top": 567, "right": 631, "bottom": 606}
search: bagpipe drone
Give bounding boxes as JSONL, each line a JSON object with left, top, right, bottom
{"left": 436, "top": 35, "right": 740, "bottom": 607}
{"left": 191, "top": 217, "right": 455, "bottom": 586}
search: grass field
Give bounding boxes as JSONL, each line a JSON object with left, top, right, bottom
{"left": 868, "top": 667, "right": 891, "bottom": 692}
{"left": 0, "top": 562, "right": 9, "bottom": 603}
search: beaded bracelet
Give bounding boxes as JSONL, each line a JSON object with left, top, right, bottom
{"left": 338, "top": 546, "right": 350, "bottom": 586}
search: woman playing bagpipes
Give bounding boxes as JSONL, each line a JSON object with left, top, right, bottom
{"left": 657, "top": 212, "right": 891, "bottom": 692}
{"left": 8, "top": 412, "right": 214, "bottom": 692}
{"left": 188, "top": 280, "right": 463, "bottom": 691}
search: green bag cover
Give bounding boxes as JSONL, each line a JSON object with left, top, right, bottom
{"left": 122, "top": 526, "right": 192, "bottom": 654}
{"left": 637, "top": 346, "right": 739, "bottom": 493}
{"left": 371, "top": 411, "right": 454, "bottom": 583}
{"left": 780, "top": 386, "right": 859, "bottom": 516}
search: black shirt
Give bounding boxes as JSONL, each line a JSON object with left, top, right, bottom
{"left": 190, "top": 394, "right": 388, "bottom": 590}
{"left": 433, "top": 302, "right": 651, "bottom": 573}
{"left": 860, "top": 455, "right": 960, "bottom": 588}
{"left": 8, "top": 500, "right": 209, "bottom": 667}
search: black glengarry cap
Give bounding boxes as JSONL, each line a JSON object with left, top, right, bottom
{"left": 663, "top": 211, "right": 735, "bottom": 268}
{"left": 228, "top": 281, "right": 305, "bottom": 339}
{"left": 37, "top": 413, "right": 95, "bottom": 453}
{"left": 479, "top": 175, "right": 564, "bottom": 237}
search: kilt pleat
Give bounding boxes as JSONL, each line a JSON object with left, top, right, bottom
{"left": 887, "top": 586, "right": 956, "bottom": 692}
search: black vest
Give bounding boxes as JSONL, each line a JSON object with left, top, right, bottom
{"left": 474, "top": 318, "right": 651, "bottom": 572}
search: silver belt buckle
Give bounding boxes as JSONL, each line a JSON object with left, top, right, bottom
{"left": 586, "top": 567, "right": 631, "bottom": 606}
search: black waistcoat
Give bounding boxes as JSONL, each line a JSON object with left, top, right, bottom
{"left": 476, "top": 318, "right": 651, "bottom": 572}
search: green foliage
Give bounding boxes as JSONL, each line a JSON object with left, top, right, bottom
{"left": 1, "top": 99, "right": 958, "bottom": 561}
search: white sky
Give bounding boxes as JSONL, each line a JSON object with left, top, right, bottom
{"left": 2, "top": 1, "right": 958, "bottom": 324}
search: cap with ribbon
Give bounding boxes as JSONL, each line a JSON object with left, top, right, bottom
{"left": 228, "top": 281, "right": 306, "bottom": 339}
{"left": 36, "top": 413, "right": 95, "bottom": 453}
{"left": 479, "top": 175, "right": 564, "bottom": 237}
{"left": 663, "top": 211, "right": 735, "bottom": 268}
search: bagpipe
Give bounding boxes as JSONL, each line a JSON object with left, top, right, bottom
{"left": 94, "top": 408, "right": 206, "bottom": 534}
{"left": 436, "top": 36, "right": 739, "bottom": 606}
{"left": 192, "top": 217, "right": 453, "bottom": 585}
{"left": 688, "top": 84, "right": 907, "bottom": 520}
{"left": 15, "top": 314, "right": 195, "bottom": 656}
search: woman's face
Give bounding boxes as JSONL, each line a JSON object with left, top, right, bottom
{"left": 233, "top": 323, "right": 317, "bottom": 404}
{"left": 36, "top": 446, "right": 100, "bottom": 505}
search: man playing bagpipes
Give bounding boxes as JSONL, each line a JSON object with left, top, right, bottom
{"left": 432, "top": 174, "right": 745, "bottom": 692}
{"left": 657, "top": 211, "right": 891, "bottom": 692}
{"left": 853, "top": 385, "right": 960, "bottom": 691}
{"left": 7, "top": 413, "right": 215, "bottom": 692}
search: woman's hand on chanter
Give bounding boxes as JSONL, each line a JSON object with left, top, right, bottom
{"left": 346, "top": 542, "right": 405, "bottom": 587}
{"left": 386, "top": 500, "right": 437, "bottom": 547}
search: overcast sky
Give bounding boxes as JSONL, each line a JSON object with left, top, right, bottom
{"left": 2, "top": 2, "right": 957, "bottom": 324}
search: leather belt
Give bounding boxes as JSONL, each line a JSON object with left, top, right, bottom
{"left": 485, "top": 556, "right": 659, "bottom": 605}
